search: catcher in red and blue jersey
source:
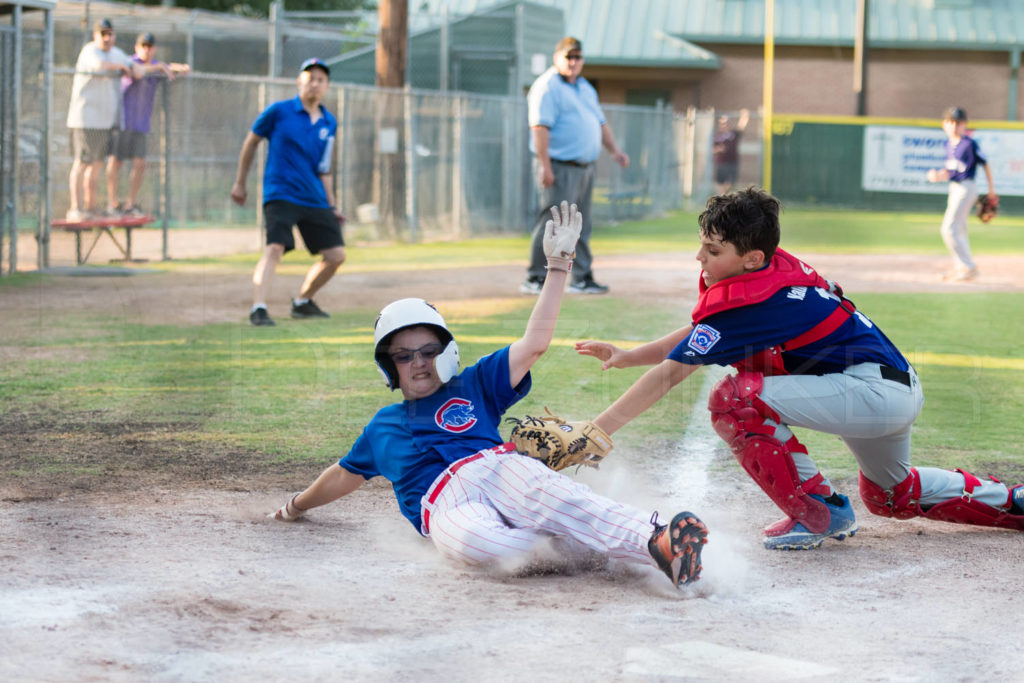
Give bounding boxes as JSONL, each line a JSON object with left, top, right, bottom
{"left": 577, "top": 186, "right": 1024, "bottom": 551}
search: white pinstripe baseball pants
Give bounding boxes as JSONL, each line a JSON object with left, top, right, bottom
{"left": 420, "top": 445, "right": 658, "bottom": 567}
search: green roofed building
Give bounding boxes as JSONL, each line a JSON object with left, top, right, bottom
{"left": 331, "top": 0, "right": 1024, "bottom": 121}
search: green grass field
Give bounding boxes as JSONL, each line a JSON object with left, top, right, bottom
{"left": 2, "top": 206, "right": 1023, "bottom": 484}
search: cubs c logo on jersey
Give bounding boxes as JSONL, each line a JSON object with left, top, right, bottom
{"left": 688, "top": 324, "right": 722, "bottom": 354}
{"left": 435, "top": 397, "right": 477, "bottom": 433}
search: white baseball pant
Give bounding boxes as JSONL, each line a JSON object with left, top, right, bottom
{"left": 940, "top": 179, "right": 978, "bottom": 271}
{"left": 420, "top": 444, "right": 657, "bottom": 567}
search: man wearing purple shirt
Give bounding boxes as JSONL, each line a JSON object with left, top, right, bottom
{"left": 105, "top": 32, "right": 190, "bottom": 217}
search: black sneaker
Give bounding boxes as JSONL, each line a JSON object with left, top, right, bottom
{"left": 249, "top": 307, "right": 275, "bottom": 326}
{"left": 519, "top": 277, "right": 544, "bottom": 295}
{"left": 568, "top": 278, "right": 609, "bottom": 295}
{"left": 291, "top": 299, "right": 330, "bottom": 318}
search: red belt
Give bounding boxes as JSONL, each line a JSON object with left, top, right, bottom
{"left": 421, "top": 442, "right": 515, "bottom": 534}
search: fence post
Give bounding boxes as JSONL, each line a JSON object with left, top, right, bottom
{"left": 404, "top": 86, "right": 418, "bottom": 242}
{"left": 40, "top": 4, "right": 54, "bottom": 270}
{"left": 682, "top": 106, "right": 696, "bottom": 203}
{"left": 0, "top": 29, "right": 8, "bottom": 275}
{"left": 9, "top": 4, "right": 22, "bottom": 275}
{"left": 161, "top": 79, "right": 170, "bottom": 260}
{"left": 337, "top": 87, "right": 347, "bottom": 219}
{"left": 651, "top": 101, "right": 666, "bottom": 214}
{"left": 452, "top": 95, "right": 463, "bottom": 239}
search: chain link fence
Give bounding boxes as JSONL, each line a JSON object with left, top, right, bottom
{"left": 1, "top": 19, "right": 49, "bottom": 275}
{"left": 3, "top": 3, "right": 761, "bottom": 272}
{"left": 37, "top": 69, "right": 690, "bottom": 265}
{"left": 2, "top": 63, "right": 747, "bottom": 271}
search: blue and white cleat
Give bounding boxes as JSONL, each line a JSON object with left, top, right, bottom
{"left": 1010, "top": 485, "right": 1024, "bottom": 516}
{"left": 763, "top": 493, "right": 858, "bottom": 550}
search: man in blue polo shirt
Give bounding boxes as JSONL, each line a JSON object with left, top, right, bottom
{"left": 231, "top": 58, "right": 347, "bottom": 326}
{"left": 520, "top": 36, "right": 630, "bottom": 296}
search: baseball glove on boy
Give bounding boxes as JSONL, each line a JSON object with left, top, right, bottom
{"left": 976, "top": 194, "right": 998, "bottom": 223}
{"left": 506, "top": 408, "right": 613, "bottom": 471}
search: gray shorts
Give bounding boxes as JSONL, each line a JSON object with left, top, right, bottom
{"left": 71, "top": 128, "right": 114, "bottom": 164}
{"left": 113, "top": 131, "right": 147, "bottom": 161}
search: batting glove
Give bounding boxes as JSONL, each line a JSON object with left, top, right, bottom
{"left": 542, "top": 200, "right": 582, "bottom": 272}
{"left": 268, "top": 494, "right": 306, "bottom": 522}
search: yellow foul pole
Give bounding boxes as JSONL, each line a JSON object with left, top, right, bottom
{"left": 763, "top": 0, "right": 775, "bottom": 192}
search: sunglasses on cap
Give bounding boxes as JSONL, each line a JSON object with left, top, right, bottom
{"left": 390, "top": 343, "right": 444, "bottom": 365}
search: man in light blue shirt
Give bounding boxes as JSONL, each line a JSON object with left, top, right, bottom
{"left": 521, "top": 37, "right": 629, "bottom": 295}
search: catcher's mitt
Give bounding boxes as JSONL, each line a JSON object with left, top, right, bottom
{"left": 976, "top": 194, "right": 998, "bottom": 223}
{"left": 505, "top": 408, "right": 613, "bottom": 471}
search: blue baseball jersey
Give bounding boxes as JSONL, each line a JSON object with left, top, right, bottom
{"left": 339, "top": 346, "right": 531, "bottom": 530}
{"left": 252, "top": 96, "right": 336, "bottom": 208}
{"left": 669, "top": 285, "right": 909, "bottom": 375}
{"left": 945, "top": 135, "right": 986, "bottom": 183}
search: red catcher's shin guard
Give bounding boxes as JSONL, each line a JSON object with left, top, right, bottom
{"left": 709, "top": 373, "right": 830, "bottom": 534}
{"left": 860, "top": 469, "right": 1024, "bottom": 531}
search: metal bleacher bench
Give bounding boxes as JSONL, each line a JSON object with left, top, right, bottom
{"left": 50, "top": 214, "right": 156, "bottom": 265}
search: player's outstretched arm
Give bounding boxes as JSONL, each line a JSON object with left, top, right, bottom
{"left": 577, "top": 324, "right": 694, "bottom": 370}
{"left": 269, "top": 464, "right": 365, "bottom": 521}
{"left": 593, "top": 358, "right": 699, "bottom": 436}
{"left": 508, "top": 201, "right": 582, "bottom": 386}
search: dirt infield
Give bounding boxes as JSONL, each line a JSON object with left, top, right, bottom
{"left": 2, "top": 237, "right": 1023, "bottom": 681}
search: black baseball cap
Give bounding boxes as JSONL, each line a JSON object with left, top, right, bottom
{"left": 137, "top": 32, "right": 156, "bottom": 46}
{"left": 300, "top": 57, "right": 330, "bottom": 77}
{"left": 93, "top": 18, "right": 113, "bottom": 33}
{"left": 943, "top": 107, "right": 968, "bottom": 122}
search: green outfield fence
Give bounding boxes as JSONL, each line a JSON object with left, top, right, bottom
{"left": 771, "top": 114, "right": 1024, "bottom": 213}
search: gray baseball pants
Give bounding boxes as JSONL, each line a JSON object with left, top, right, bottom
{"left": 526, "top": 158, "right": 595, "bottom": 283}
{"left": 759, "top": 362, "right": 1010, "bottom": 508}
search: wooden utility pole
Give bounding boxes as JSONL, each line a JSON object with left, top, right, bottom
{"left": 854, "top": 0, "right": 869, "bottom": 115}
{"left": 374, "top": 0, "right": 409, "bottom": 237}
{"left": 377, "top": 0, "right": 407, "bottom": 87}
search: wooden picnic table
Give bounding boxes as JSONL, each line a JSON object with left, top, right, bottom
{"left": 51, "top": 214, "right": 157, "bottom": 265}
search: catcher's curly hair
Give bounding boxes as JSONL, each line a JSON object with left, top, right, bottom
{"left": 698, "top": 186, "right": 781, "bottom": 260}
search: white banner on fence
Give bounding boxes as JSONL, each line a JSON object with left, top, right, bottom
{"left": 862, "top": 125, "right": 1024, "bottom": 196}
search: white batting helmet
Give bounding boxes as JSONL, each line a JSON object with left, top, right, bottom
{"left": 373, "top": 298, "right": 460, "bottom": 390}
